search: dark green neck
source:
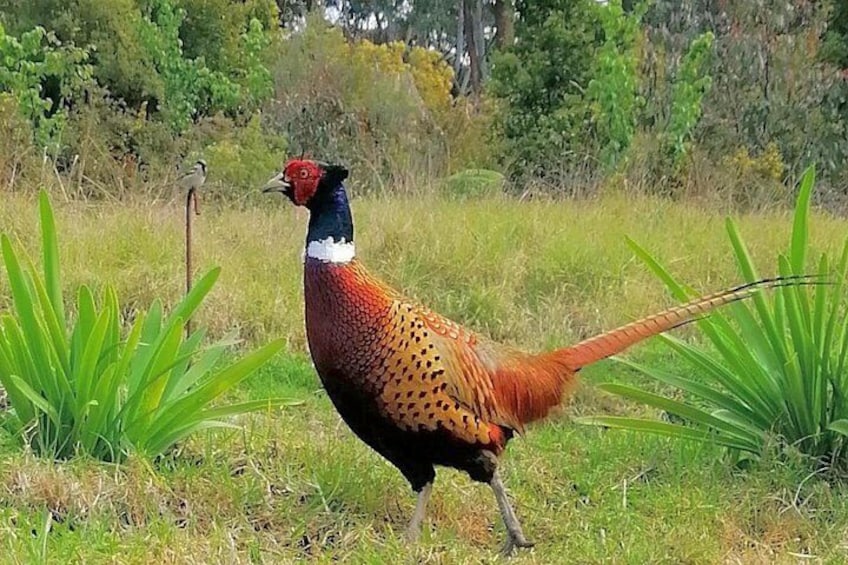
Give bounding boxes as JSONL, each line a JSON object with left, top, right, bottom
{"left": 306, "top": 182, "right": 354, "bottom": 245}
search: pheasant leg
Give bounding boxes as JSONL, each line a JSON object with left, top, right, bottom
{"left": 405, "top": 481, "right": 433, "bottom": 542}
{"left": 490, "top": 470, "right": 534, "bottom": 555}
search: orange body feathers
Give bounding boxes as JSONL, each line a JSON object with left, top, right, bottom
{"left": 305, "top": 258, "right": 787, "bottom": 471}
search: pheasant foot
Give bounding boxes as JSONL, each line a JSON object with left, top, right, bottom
{"left": 490, "top": 470, "right": 534, "bottom": 556}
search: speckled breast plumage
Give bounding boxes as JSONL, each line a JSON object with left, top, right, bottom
{"left": 303, "top": 257, "right": 500, "bottom": 451}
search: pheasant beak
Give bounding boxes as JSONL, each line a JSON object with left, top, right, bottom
{"left": 262, "top": 172, "right": 291, "bottom": 195}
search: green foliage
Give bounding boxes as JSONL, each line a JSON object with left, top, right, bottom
{"left": 490, "top": 0, "right": 602, "bottom": 178}
{"left": 647, "top": 1, "right": 848, "bottom": 191}
{"left": 175, "top": 0, "right": 277, "bottom": 73}
{"left": 718, "top": 142, "right": 789, "bottom": 208}
{"left": 0, "top": 0, "right": 161, "bottom": 108}
{"left": 174, "top": 0, "right": 277, "bottom": 113}
{"left": 138, "top": 0, "right": 240, "bottom": 133}
{"left": 491, "top": 0, "right": 647, "bottom": 178}
{"left": 0, "top": 23, "right": 92, "bottom": 148}
{"left": 578, "top": 166, "right": 848, "bottom": 469}
{"left": 0, "top": 192, "right": 295, "bottom": 460}
{"left": 822, "top": 0, "right": 848, "bottom": 67}
{"left": 586, "top": 0, "right": 643, "bottom": 169}
{"left": 204, "top": 113, "right": 287, "bottom": 195}
{"left": 235, "top": 18, "right": 275, "bottom": 112}
{"left": 664, "top": 31, "right": 713, "bottom": 169}
{"left": 0, "top": 0, "right": 277, "bottom": 138}
{"left": 3, "top": 0, "right": 848, "bottom": 203}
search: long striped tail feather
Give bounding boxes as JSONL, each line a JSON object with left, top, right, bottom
{"left": 556, "top": 274, "right": 825, "bottom": 372}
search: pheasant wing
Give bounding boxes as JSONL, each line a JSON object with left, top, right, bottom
{"left": 372, "top": 300, "right": 510, "bottom": 448}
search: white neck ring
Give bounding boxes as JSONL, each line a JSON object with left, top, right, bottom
{"left": 305, "top": 237, "right": 356, "bottom": 264}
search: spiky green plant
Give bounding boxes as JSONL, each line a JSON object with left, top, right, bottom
{"left": 578, "top": 166, "right": 848, "bottom": 467}
{"left": 0, "top": 191, "right": 295, "bottom": 460}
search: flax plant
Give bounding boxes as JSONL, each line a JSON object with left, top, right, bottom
{"left": 0, "top": 192, "right": 295, "bottom": 460}
{"left": 579, "top": 167, "right": 848, "bottom": 467}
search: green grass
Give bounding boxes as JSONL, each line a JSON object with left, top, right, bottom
{"left": 3, "top": 356, "right": 848, "bottom": 563}
{"left": 2, "top": 192, "right": 848, "bottom": 563}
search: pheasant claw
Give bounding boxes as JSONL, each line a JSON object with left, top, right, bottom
{"left": 500, "top": 534, "right": 535, "bottom": 557}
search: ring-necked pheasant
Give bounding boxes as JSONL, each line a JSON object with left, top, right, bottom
{"left": 263, "top": 159, "right": 796, "bottom": 553}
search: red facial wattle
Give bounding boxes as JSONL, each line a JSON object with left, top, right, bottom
{"left": 284, "top": 159, "right": 324, "bottom": 206}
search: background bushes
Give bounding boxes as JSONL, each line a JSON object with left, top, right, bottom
{"left": 0, "top": 0, "right": 846, "bottom": 207}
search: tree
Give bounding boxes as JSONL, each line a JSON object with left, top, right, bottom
{"left": 636, "top": 0, "right": 848, "bottom": 193}
{"left": 489, "top": 0, "right": 604, "bottom": 178}
{"left": 175, "top": 0, "right": 277, "bottom": 72}
{"left": 0, "top": 0, "right": 161, "bottom": 108}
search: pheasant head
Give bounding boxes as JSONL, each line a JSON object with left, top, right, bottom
{"left": 262, "top": 159, "right": 349, "bottom": 208}
{"left": 263, "top": 159, "right": 355, "bottom": 263}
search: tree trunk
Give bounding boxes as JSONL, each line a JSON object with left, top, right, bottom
{"left": 454, "top": 0, "right": 467, "bottom": 94}
{"left": 473, "top": 0, "right": 487, "bottom": 81}
{"left": 463, "top": 0, "right": 486, "bottom": 97}
{"left": 493, "top": 0, "right": 514, "bottom": 49}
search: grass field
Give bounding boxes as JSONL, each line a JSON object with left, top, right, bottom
{"left": 2, "top": 191, "right": 848, "bottom": 563}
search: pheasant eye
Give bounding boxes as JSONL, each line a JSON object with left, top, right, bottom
{"left": 299, "top": 169, "right": 309, "bottom": 179}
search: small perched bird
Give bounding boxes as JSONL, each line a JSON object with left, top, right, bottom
{"left": 178, "top": 159, "right": 207, "bottom": 191}
{"left": 263, "top": 159, "right": 796, "bottom": 554}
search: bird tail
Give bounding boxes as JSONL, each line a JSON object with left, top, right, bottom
{"left": 491, "top": 276, "right": 818, "bottom": 429}
{"left": 555, "top": 276, "right": 814, "bottom": 372}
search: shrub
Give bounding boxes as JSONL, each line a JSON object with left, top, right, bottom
{"left": 0, "top": 95, "right": 38, "bottom": 189}
{"left": 0, "top": 0, "right": 161, "bottom": 109}
{"left": 441, "top": 169, "right": 505, "bottom": 199}
{"left": 719, "top": 142, "right": 788, "bottom": 209}
{"left": 726, "top": 143, "right": 785, "bottom": 183}
{"left": 641, "top": 1, "right": 848, "bottom": 194}
{"left": 663, "top": 31, "right": 713, "bottom": 171}
{"left": 578, "top": 167, "right": 848, "bottom": 469}
{"left": 266, "top": 16, "right": 489, "bottom": 192}
{"left": 586, "top": 0, "right": 643, "bottom": 169}
{"left": 53, "top": 94, "right": 167, "bottom": 199}
{"left": 232, "top": 17, "right": 275, "bottom": 113}
{"left": 3, "top": 0, "right": 278, "bottom": 126}
{"left": 0, "top": 23, "right": 92, "bottom": 149}
{"left": 204, "top": 112, "right": 288, "bottom": 198}
{"left": 0, "top": 192, "right": 295, "bottom": 461}
{"left": 175, "top": 0, "right": 277, "bottom": 76}
{"left": 137, "top": 0, "right": 241, "bottom": 133}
